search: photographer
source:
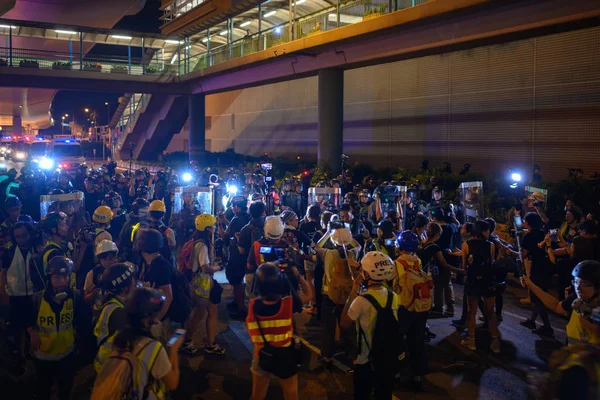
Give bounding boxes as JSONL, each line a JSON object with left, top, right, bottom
{"left": 246, "top": 262, "right": 312, "bottom": 400}
{"left": 315, "top": 226, "right": 361, "bottom": 372}
{"left": 528, "top": 192, "right": 550, "bottom": 227}
{"left": 246, "top": 216, "right": 292, "bottom": 298}
{"left": 522, "top": 260, "right": 600, "bottom": 345}
{"left": 367, "top": 220, "right": 397, "bottom": 258}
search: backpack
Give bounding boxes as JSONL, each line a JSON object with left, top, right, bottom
{"left": 466, "top": 240, "right": 492, "bottom": 281}
{"left": 358, "top": 291, "right": 406, "bottom": 373}
{"left": 395, "top": 259, "right": 433, "bottom": 312}
{"left": 168, "top": 266, "right": 193, "bottom": 324}
{"left": 250, "top": 223, "right": 263, "bottom": 246}
{"left": 177, "top": 239, "right": 201, "bottom": 272}
{"left": 91, "top": 340, "right": 158, "bottom": 400}
{"left": 417, "top": 242, "right": 437, "bottom": 275}
{"left": 325, "top": 249, "right": 354, "bottom": 305}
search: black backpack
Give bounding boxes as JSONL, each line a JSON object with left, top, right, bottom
{"left": 467, "top": 240, "right": 492, "bottom": 281}
{"left": 168, "top": 266, "right": 193, "bottom": 324}
{"left": 358, "top": 291, "right": 406, "bottom": 373}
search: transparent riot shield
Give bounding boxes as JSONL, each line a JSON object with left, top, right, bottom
{"left": 460, "top": 181, "right": 484, "bottom": 223}
{"left": 524, "top": 186, "right": 548, "bottom": 211}
{"left": 399, "top": 186, "right": 408, "bottom": 230}
{"left": 173, "top": 186, "right": 214, "bottom": 215}
{"left": 378, "top": 185, "right": 401, "bottom": 220}
{"left": 308, "top": 187, "right": 342, "bottom": 210}
{"left": 40, "top": 191, "right": 85, "bottom": 218}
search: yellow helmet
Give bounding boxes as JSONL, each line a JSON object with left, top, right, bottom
{"left": 93, "top": 206, "right": 113, "bottom": 224}
{"left": 149, "top": 200, "right": 166, "bottom": 213}
{"left": 195, "top": 214, "right": 216, "bottom": 231}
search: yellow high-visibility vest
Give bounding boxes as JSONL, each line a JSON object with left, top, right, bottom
{"left": 35, "top": 293, "right": 75, "bottom": 361}
{"left": 93, "top": 297, "right": 124, "bottom": 372}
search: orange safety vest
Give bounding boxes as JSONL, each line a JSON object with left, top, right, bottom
{"left": 246, "top": 296, "right": 293, "bottom": 357}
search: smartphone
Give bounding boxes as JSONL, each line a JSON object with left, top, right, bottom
{"left": 514, "top": 216, "right": 523, "bottom": 230}
{"left": 549, "top": 229, "right": 558, "bottom": 242}
{"left": 384, "top": 239, "right": 395, "bottom": 246}
{"left": 167, "top": 329, "right": 186, "bottom": 347}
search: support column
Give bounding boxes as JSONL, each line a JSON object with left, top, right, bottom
{"left": 188, "top": 94, "right": 206, "bottom": 160}
{"left": 12, "top": 116, "right": 22, "bottom": 136}
{"left": 318, "top": 68, "right": 344, "bottom": 174}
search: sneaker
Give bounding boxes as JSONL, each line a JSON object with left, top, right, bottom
{"left": 181, "top": 341, "right": 200, "bottom": 356}
{"left": 204, "top": 344, "right": 226, "bottom": 355}
{"left": 452, "top": 319, "right": 467, "bottom": 329}
{"left": 461, "top": 336, "right": 476, "bottom": 351}
{"left": 520, "top": 319, "right": 536, "bottom": 330}
{"left": 532, "top": 326, "right": 554, "bottom": 338}
{"left": 444, "top": 310, "right": 455, "bottom": 317}
{"left": 490, "top": 337, "right": 501, "bottom": 354}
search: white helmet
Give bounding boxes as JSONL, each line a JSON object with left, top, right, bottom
{"left": 95, "top": 240, "right": 118, "bottom": 257}
{"left": 264, "top": 215, "right": 284, "bottom": 240}
{"left": 331, "top": 228, "right": 353, "bottom": 246}
{"left": 361, "top": 251, "right": 394, "bottom": 282}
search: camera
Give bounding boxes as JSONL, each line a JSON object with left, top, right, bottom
{"left": 78, "top": 225, "right": 96, "bottom": 243}
{"left": 533, "top": 200, "right": 543, "bottom": 207}
{"left": 261, "top": 163, "right": 272, "bottom": 171}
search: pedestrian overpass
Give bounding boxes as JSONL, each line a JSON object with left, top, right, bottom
{"left": 0, "top": 0, "right": 598, "bottom": 166}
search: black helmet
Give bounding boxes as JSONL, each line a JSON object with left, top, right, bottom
{"left": 49, "top": 188, "right": 65, "bottom": 195}
{"left": 5, "top": 196, "right": 22, "bottom": 209}
{"left": 41, "top": 211, "right": 67, "bottom": 233}
{"left": 131, "top": 198, "right": 150, "bottom": 216}
{"left": 125, "top": 287, "right": 165, "bottom": 320}
{"left": 231, "top": 196, "right": 247, "bottom": 207}
{"left": 256, "top": 263, "right": 286, "bottom": 297}
{"left": 101, "top": 263, "right": 136, "bottom": 293}
{"left": 46, "top": 256, "right": 73, "bottom": 277}
{"left": 136, "top": 185, "right": 149, "bottom": 196}
{"left": 104, "top": 191, "right": 122, "bottom": 208}
{"left": 572, "top": 261, "right": 600, "bottom": 285}
{"left": 17, "top": 214, "right": 35, "bottom": 224}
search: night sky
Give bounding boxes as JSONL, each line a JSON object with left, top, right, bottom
{"left": 45, "top": 1, "right": 162, "bottom": 133}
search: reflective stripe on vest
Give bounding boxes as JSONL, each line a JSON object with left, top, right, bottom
{"left": 93, "top": 298, "right": 124, "bottom": 372}
{"left": 246, "top": 296, "right": 293, "bottom": 356}
{"left": 566, "top": 311, "right": 600, "bottom": 346}
{"left": 135, "top": 339, "right": 166, "bottom": 400}
{"left": 35, "top": 294, "right": 75, "bottom": 361}
{"left": 131, "top": 222, "right": 141, "bottom": 243}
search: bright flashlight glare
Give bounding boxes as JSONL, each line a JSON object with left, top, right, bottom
{"left": 182, "top": 172, "right": 193, "bottom": 183}
{"left": 15, "top": 152, "right": 26, "bottom": 160}
{"left": 227, "top": 185, "right": 238, "bottom": 195}
{"left": 40, "top": 158, "right": 54, "bottom": 170}
{"left": 0, "top": 163, "right": 6, "bottom": 169}
{"left": 511, "top": 173, "right": 522, "bottom": 182}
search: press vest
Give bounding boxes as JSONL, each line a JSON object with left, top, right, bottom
{"left": 566, "top": 310, "right": 600, "bottom": 346}
{"left": 34, "top": 293, "right": 75, "bottom": 361}
{"left": 133, "top": 337, "right": 167, "bottom": 400}
{"left": 93, "top": 297, "right": 125, "bottom": 372}
{"left": 246, "top": 296, "right": 293, "bottom": 357}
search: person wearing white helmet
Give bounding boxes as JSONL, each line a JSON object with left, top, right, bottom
{"left": 246, "top": 216, "right": 292, "bottom": 299}
{"left": 340, "top": 251, "right": 399, "bottom": 399}
{"left": 83, "top": 240, "right": 120, "bottom": 318}
{"left": 315, "top": 225, "right": 361, "bottom": 372}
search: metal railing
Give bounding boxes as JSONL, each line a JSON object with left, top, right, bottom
{"left": 182, "top": 0, "right": 429, "bottom": 72}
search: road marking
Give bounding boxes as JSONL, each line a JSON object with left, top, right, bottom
{"left": 499, "top": 309, "right": 566, "bottom": 334}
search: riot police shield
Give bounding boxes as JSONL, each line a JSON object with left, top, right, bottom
{"left": 459, "top": 181, "right": 484, "bottom": 223}
{"left": 399, "top": 186, "right": 408, "bottom": 230}
{"left": 40, "top": 191, "right": 85, "bottom": 218}
{"left": 377, "top": 184, "right": 401, "bottom": 221}
{"left": 173, "top": 186, "right": 214, "bottom": 215}
{"left": 308, "top": 187, "right": 342, "bottom": 210}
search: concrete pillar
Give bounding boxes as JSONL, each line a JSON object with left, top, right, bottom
{"left": 12, "top": 116, "right": 22, "bottom": 136}
{"left": 188, "top": 93, "right": 206, "bottom": 160}
{"left": 318, "top": 68, "right": 344, "bottom": 174}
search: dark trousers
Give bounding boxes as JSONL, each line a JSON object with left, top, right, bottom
{"left": 354, "top": 362, "right": 395, "bottom": 400}
{"left": 399, "top": 308, "right": 428, "bottom": 378}
{"left": 321, "top": 295, "right": 352, "bottom": 359}
{"left": 432, "top": 270, "right": 454, "bottom": 313}
{"left": 35, "top": 352, "right": 76, "bottom": 400}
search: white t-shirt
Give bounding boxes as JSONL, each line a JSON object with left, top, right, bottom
{"left": 347, "top": 287, "right": 399, "bottom": 365}
{"left": 192, "top": 241, "right": 211, "bottom": 274}
{"left": 134, "top": 337, "right": 171, "bottom": 380}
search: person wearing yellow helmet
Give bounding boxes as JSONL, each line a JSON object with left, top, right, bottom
{"left": 181, "top": 213, "right": 225, "bottom": 356}
{"left": 148, "top": 200, "right": 176, "bottom": 267}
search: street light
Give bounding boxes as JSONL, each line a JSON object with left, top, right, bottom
{"left": 84, "top": 108, "right": 90, "bottom": 113}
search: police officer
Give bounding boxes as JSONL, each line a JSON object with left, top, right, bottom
{"left": 105, "top": 191, "right": 127, "bottom": 240}
{"left": 28, "top": 257, "right": 81, "bottom": 400}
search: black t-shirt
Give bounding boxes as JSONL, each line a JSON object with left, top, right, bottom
{"left": 522, "top": 229, "right": 549, "bottom": 279}
{"left": 140, "top": 255, "right": 173, "bottom": 289}
{"left": 228, "top": 211, "right": 251, "bottom": 237}
{"left": 561, "top": 293, "right": 577, "bottom": 315}
{"left": 239, "top": 218, "right": 265, "bottom": 255}
{"left": 299, "top": 220, "right": 319, "bottom": 240}
{"left": 435, "top": 224, "right": 454, "bottom": 251}
{"left": 418, "top": 242, "right": 441, "bottom": 269}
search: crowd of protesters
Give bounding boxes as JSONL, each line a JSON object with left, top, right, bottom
{"left": 0, "top": 160, "right": 598, "bottom": 400}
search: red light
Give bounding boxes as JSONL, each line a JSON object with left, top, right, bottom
{"left": 303, "top": 171, "right": 308, "bottom": 176}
